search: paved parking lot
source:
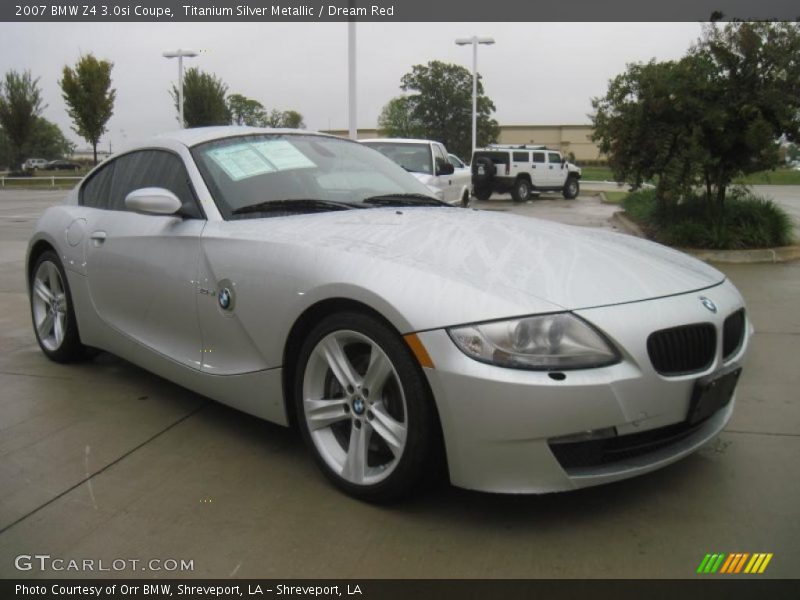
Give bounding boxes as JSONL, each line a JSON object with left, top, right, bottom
{"left": 0, "top": 189, "right": 797, "bottom": 579}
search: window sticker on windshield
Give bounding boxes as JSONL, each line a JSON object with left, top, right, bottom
{"left": 207, "top": 139, "right": 316, "bottom": 181}
{"left": 251, "top": 140, "right": 316, "bottom": 171}
{"left": 207, "top": 144, "right": 275, "bottom": 181}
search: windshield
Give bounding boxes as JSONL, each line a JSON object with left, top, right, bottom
{"left": 360, "top": 142, "right": 433, "bottom": 175}
{"left": 191, "top": 134, "right": 437, "bottom": 219}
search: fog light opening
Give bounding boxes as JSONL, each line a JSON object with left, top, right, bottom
{"left": 549, "top": 426, "right": 618, "bottom": 445}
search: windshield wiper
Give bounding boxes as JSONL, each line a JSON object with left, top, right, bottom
{"left": 362, "top": 193, "right": 448, "bottom": 207}
{"left": 231, "top": 199, "right": 359, "bottom": 216}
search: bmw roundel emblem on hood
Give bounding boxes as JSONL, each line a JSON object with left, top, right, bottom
{"left": 218, "top": 288, "right": 232, "bottom": 310}
{"left": 699, "top": 296, "right": 717, "bottom": 313}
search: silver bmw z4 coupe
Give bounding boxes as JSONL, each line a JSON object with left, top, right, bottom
{"left": 27, "top": 127, "right": 751, "bottom": 501}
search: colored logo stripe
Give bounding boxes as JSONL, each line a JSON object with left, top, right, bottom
{"left": 697, "top": 553, "right": 773, "bottom": 574}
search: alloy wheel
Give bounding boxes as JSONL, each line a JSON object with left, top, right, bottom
{"left": 302, "top": 330, "right": 408, "bottom": 486}
{"left": 31, "top": 260, "right": 68, "bottom": 351}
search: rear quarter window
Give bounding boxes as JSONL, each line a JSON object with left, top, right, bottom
{"left": 473, "top": 152, "right": 509, "bottom": 165}
{"left": 80, "top": 161, "right": 116, "bottom": 209}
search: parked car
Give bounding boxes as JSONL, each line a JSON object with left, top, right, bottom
{"left": 361, "top": 138, "right": 472, "bottom": 207}
{"left": 471, "top": 144, "right": 582, "bottom": 202}
{"left": 27, "top": 127, "right": 751, "bottom": 501}
{"left": 43, "top": 159, "right": 82, "bottom": 171}
{"left": 23, "top": 158, "right": 48, "bottom": 171}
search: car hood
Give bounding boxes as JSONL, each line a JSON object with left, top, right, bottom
{"left": 216, "top": 207, "right": 724, "bottom": 324}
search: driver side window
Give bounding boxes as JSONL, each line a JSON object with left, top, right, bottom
{"left": 108, "top": 150, "right": 203, "bottom": 218}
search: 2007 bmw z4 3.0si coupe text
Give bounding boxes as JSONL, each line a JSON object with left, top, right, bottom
{"left": 27, "top": 127, "right": 751, "bottom": 501}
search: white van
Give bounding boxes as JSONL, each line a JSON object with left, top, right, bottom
{"left": 23, "top": 158, "right": 48, "bottom": 170}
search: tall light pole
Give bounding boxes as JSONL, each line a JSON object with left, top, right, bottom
{"left": 455, "top": 36, "right": 495, "bottom": 154}
{"left": 347, "top": 19, "right": 357, "bottom": 139}
{"left": 163, "top": 49, "right": 199, "bottom": 128}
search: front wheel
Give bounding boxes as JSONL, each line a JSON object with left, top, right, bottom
{"left": 295, "top": 312, "right": 437, "bottom": 502}
{"left": 563, "top": 176, "right": 580, "bottom": 199}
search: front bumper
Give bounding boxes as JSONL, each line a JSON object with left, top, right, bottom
{"left": 417, "top": 279, "right": 750, "bottom": 494}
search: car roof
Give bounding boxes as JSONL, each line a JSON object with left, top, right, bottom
{"left": 150, "top": 126, "right": 334, "bottom": 148}
{"left": 360, "top": 138, "right": 436, "bottom": 145}
{"left": 475, "top": 144, "right": 551, "bottom": 151}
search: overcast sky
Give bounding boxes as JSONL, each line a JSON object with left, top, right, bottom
{"left": 0, "top": 22, "right": 703, "bottom": 152}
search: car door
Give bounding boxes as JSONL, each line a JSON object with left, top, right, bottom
{"left": 546, "top": 151, "right": 567, "bottom": 187}
{"left": 432, "top": 143, "right": 457, "bottom": 203}
{"left": 82, "top": 149, "right": 205, "bottom": 369}
{"left": 530, "top": 151, "right": 547, "bottom": 187}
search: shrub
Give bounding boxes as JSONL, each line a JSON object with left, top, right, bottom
{"left": 622, "top": 188, "right": 794, "bottom": 249}
{"left": 622, "top": 189, "right": 657, "bottom": 222}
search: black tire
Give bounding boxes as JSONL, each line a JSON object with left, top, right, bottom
{"left": 473, "top": 186, "right": 492, "bottom": 201}
{"left": 563, "top": 176, "right": 580, "bottom": 199}
{"left": 461, "top": 190, "right": 471, "bottom": 208}
{"left": 471, "top": 156, "right": 496, "bottom": 194}
{"left": 511, "top": 178, "right": 532, "bottom": 203}
{"left": 294, "top": 311, "right": 438, "bottom": 502}
{"left": 29, "top": 250, "right": 92, "bottom": 362}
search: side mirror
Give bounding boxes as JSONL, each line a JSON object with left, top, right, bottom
{"left": 437, "top": 162, "right": 455, "bottom": 176}
{"left": 125, "top": 187, "right": 182, "bottom": 215}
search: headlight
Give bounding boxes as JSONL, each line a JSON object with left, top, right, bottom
{"left": 447, "top": 313, "right": 619, "bottom": 370}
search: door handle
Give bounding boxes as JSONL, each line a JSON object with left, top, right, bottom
{"left": 90, "top": 231, "right": 107, "bottom": 245}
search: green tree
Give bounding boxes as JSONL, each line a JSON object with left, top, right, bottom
{"left": 280, "top": 110, "right": 305, "bottom": 129}
{"left": 691, "top": 21, "right": 800, "bottom": 212}
{"left": 592, "top": 22, "right": 800, "bottom": 217}
{"left": 378, "top": 96, "right": 424, "bottom": 138}
{"left": 172, "top": 68, "right": 231, "bottom": 128}
{"left": 1, "top": 119, "right": 75, "bottom": 170}
{"left": 261, "top": 108, "right": 305, "bottom": 128}
{"left": 28, "top": 118, "right": 75, "bottom": 159}
{"left": 398, "top": 60, "right": 499, "bottom": 159}
{"left": 60, "top": 54, "right": 115, "bottom": 165}
{"left": 0, "top": 70, "right": 44, "bottom": 170}
{"left": 591, "top": 57, "right": 708, "bottom": 209}
{"left": 227, "top": 93, "right": 266, "bottom": 126}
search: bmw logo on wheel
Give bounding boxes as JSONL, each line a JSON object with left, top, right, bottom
{"left": 699, "top": 296, "right": 717, "bottom": 313}
{"left": 218, "top": 288, "right": 232, "bottom": 310}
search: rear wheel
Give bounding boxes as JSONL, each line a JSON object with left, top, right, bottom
{"left": 563, "top": 176, "right": 580, "bottom": 199}
{"left": 511, "top": 178, "right": 532, "bottom": 203}
{"left": 473, "top": 186, "right": 492, "bottom": 201}
{"left": 461, "top": 189, "right": 471, "bottom": 208}
{"left": 29, "top": 251, "right": 91, "bottom": 362}
{"left": 295, "top": 312, "right": 437, "bottom": 502}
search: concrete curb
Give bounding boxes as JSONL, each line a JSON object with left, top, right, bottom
{"left": 680, "top": 245, "right": 800, "bottom": 264}
{"left": 610, "top": 210, "right": 800, "bottom": 264}
{"left": 611, "top": 210, "right": 646, "bottom": 238}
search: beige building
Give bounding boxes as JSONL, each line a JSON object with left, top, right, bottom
{"left": 322, "top": 124, "right": 605, "bottom": 162}
{"left": 497, "top": 125, "right": 602, "bottom": 162}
